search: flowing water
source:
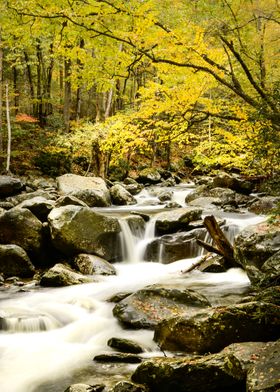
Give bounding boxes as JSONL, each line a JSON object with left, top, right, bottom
{"left": 0, "top": 184, "right": 265, "bottom": 392}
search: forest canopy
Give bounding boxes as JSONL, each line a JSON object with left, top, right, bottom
{"left": 0, "top": 0, "right": 279, "bottom": 178}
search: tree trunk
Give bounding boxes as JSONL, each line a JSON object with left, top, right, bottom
{"left": 0, "top": 29, "right": 3, "bottom": 153}
{"left": 197, "top": 215, "right": 238, "bottom": 269}
{"left": 24, "top": 51, "right": 36, "bottom": 115}
{"left": 5, "top": 83, "right": 11, "bottom": 173}
{"left": 13, "top": 67, "right": 19, "bottom": 115}
{"left": 63, "top": 58, "right": 72, "bottom": 132}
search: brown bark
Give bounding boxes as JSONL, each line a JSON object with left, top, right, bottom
{"left": 0, "top": 29, "right": 3, "bottom": 153}
{"left": 197, "top": 215, "right": 238, "bottom": 269}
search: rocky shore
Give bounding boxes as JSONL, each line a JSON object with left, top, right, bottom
{"left": 0, "top": 171, "right": 279, "bottom": 392}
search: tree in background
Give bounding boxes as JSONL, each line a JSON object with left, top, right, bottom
{"left": 0, "top": 0, "right": 278, "bottom": 177}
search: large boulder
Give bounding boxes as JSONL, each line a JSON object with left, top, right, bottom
{"left": 131, "top": 342, "right": 268, "bottom": 392}
{"left": 133, "top": 355, "right": 241, "bottom": 392}
{"left": 54, "top": 195, "right": 88, "bottom": 208}
{"left": 123, "top": 178, "right": 144, "bottom": 195}
{"left": 0, "top": 175, "right": 23, "bottom": 197}
{"left": 6, "top": 189, "right": 57, "bottom": 206}
{"left": 248, "top": 196, "right": 280, "bottom": 215}
{"left": 40, "top": 263, "right": 94, "bottom": 287}
{"left": 48, "top": 206, "right": 121, "bottom": 261}
{"left": 73, "top": 253, "right": 116, "bottom": 275}
{"left": 16, "top": 196, "right": 54, "bottom": 222}
{"left": 110, "top": 184, "right": 137, "bottom": 205}
{"left": 57, "top": 174, "right": 111, "bottom": 207}
{"left": 247, "top": 340, "right": 280, "bottom": 392}
{"left": 145, "top": 228, "right": 206, "bottom": 263}
{"left": 113, "top": 285, "right": 210, "bottom": 329}
{"left": 234, "top": 222, "right": 280, "bottom": 284}
{"left": 212, "top": 173, "right": 253, "bottom": 194}
{"left": 154, "top": 207, "right": 202, "bottom": 235}
{"left": 137, "top": 168, "right": 162, "bottom": 184}
{"left": 0, "top": 207, "right": 44, "bottom": 264}
{"left": 0, "top": 244, "right": 35, "bottom": 278}
{"left": 154, "top": 301, "right": 280, "bottom": 354}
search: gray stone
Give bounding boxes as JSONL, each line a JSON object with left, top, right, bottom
{"left": 111, "top": 381, "right": 148, "bottom": 392}
{"left": 48, "top": 206, "right": 121, "bottom": 261}
{"left": 57, "top": 174, "right": 111, "bottom": 207}
{"left": 154, "top": 301, "right": 280, "bottom": 354}
{"left": 73, "top": 254, "right": 116, "bottom": 275}
{"left": 249, "top": 196, "right": 280, "bottom": 215}
{"left": 94, "top": 353, "right": 142, "bottom": 364}
{"left": 0, "top": 176, "right": 23, "bottom": 197}
{"left": 0, "top": 244, "right": 35, "bottom": 278}
{"left": 234, "top": 222, "right": 280, "bottom": 284}
{"left": 16, "top": 196, "right": 54, "bottom": 221}
{"left": 40, "top": 263, "right": 94, "bottom": 287}
{"left": 138, "top": 168, "right": 161, "bottom": 184}
{"left": 132, "top": 353, "right": 242, "bottom": 392}
{"left": 154, "top": 207, "right": 202, "bottom": 235}
{"left": 107, "top": 337, "right": 144, "bottom": 354}
{"left": 145, "top": 228, "right": 206, "bottom": 263}
{"left": 247, "top": 340, "right": 280, "bottom": 392}
{"left": 110, "top": 184, "right": 137, "bottom": 205}
{"left": 55, "top": 195, "right": 89, "bottom": 208}
{"left": 0, "top": 207, "right": 44, "bottom": 264}
{"left": 113, "top": 285, "right": 210, "bottom": 329}
{"left": 65, "top": 384, "right": 104, "bottom": 392}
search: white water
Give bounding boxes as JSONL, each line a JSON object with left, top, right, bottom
{"left": 0, "top": 184, "right": 265, "bottom": 392}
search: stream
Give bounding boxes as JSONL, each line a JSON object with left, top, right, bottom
{"left": 0, "top": 184, "right": 264, "bottom": 392}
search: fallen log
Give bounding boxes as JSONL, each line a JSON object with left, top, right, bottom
{"left": 197, "top": 215, "right": 239, "bottom": 269}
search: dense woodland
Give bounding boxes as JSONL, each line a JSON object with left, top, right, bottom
{"left": 0, "top": 0, "right": 279, "bottom": 179}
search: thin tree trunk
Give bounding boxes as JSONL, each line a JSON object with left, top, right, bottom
{"left": 105, "top": 87, "right": 113, "bottom": 119}
{"left": 13, "top": 67, "right": 19, "bottom": 115}
{"left": 0, "top": 29, "right": 3, "bottom": 153}
{"left": 63, "top": 58, "right": 72, "bottom": 132}
{"left": 5, "top": 83, "right": 11, "bottom": 173}
{"left": 24, "top": 51, "right": 36, "bottom": 115}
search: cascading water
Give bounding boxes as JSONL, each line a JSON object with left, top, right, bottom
{"left": 0, "top": 184, "right": 265, "bottom": 392}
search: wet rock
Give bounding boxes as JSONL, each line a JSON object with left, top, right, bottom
{"left": 110, "top": 184, "right": 137, "bottom": 205}
{"left": 154, "top": 207, "right": 202, "bottom": 235}
{"left": 0, "top": 201, "right": 14, "bottom": 210}
{"left": 213, "top": 173, "right": 253, "bottom": 194}
{"left": 252, "top": 286, "right": 280, "bottom": 306}
{"left": 247, "top": 340, "right": 280, "bottom": 392}
{"left": 108, "top": 337, "right": 144, "bottom": 354}
{"left": 255, "top": 251, "right": 280, "bottom": 288}
{"left": 0, "top": 244, "right": 35, "bottom": 278}
{"left": 234, "top": 222, "right": 280, "bottom": 284}
{"left": 16, "top": 196, "right": 54, "bottom": 221}
{"left": 248, "top": 196, "right": 279, "bottom": 215}
{"left": 158, "top": 190, "right": 173, "bottom": 202}
{"left": 137, "top": 168, "right": 162, "bottom": 184}
{"left": 132, "top": 354, "right": 243, "bottom": 392}
{"left": 6, "top": 189, "right": 57, "bottom": 206}
{"left": 73, "top": 254, "right": 116, "bottom": 276}
{"left": 145, "top": 228, "right": 207, "bottom": 263}
{"left": 40, "top": 263, "right": 94, "bottom": 287}
{"left": 65, "top": 384, "right": 105, "bottom": 392}
{"left": 0, "top": 207, "right": 44, "bottom": 265}
{"left": 123, "top": 178, "right": 144, "bottom": 195}
{"left": 94, "top": 353, "right": 142, "bottom": 364}
{"left": 57, "top": 174, "right": 111, "bottom": 207}
{"left": 113, "top": 285, "right": 210, "bottom": 329}
{"left": 154, "top": 301, "right": 280, "bottom": 354}
{"left": 55, "top": 195, "right": 89, "bottom": 208}
{"left": 0, "top": 175, "right": 23, "bottom": 197}
{"left": 111, "top": 381, "right": 148, "bottom": 392}
{"left": 48, "top": 206, "right": 121, "bottom": 261}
